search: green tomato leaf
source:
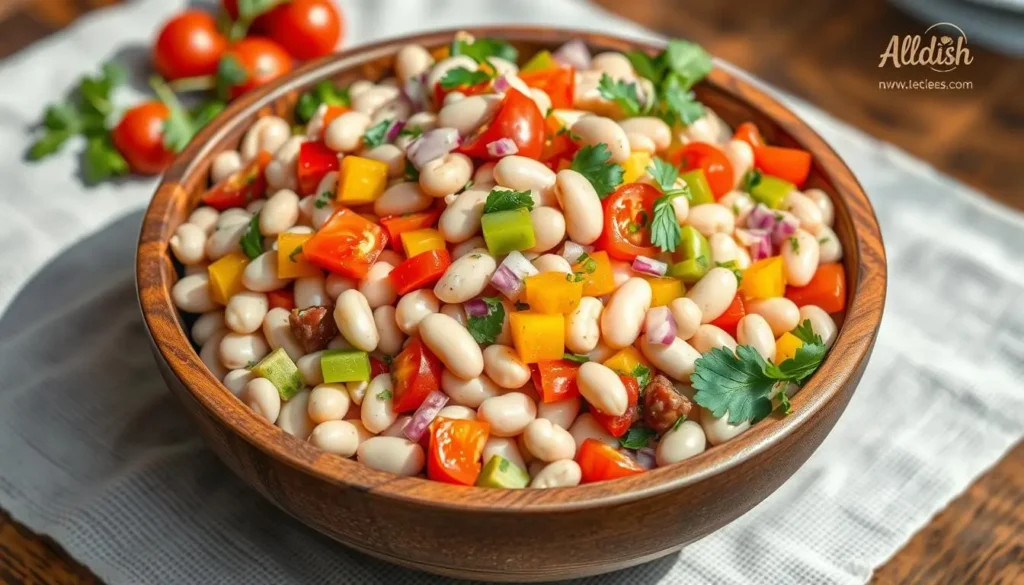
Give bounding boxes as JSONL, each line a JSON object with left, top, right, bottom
{"left": 215, "top": 55, "right": 249, "bottom": 100}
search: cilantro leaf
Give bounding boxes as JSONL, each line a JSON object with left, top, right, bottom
{"left": 483, "top": 188, "right": 534, "bottom": 214}
{"left": 659, "top": 78, "right": 705, "bottom": 126}
{"left": 450, "top": 37, "right": 518, "bottom": 64}
{"left": 79, "top": 62, "right": 125, "bottom": 117}
{"left": 715, "top": 260, "right": 743, "bottom": 284}
{"left": 692, "top": 346, "right": 777, "bottom": 425}
{"left": 439, "top": 67, "right": 491, "bottom": 90}
{"left": 239, "top": 213, "right": 264, "bottom": 259}
{"left": 215, "top": 55, "right": 249, "bottom": 100}
{"left": 647, "top": 158, "right": 692, "bottom": 253}
{"left": 791, "top": 319, "right": 823, "bottom": 346}
{"left": 770, "top": 342, "right": 826, "bottom": 384}
{"left": 648, "top": 157, "right": 680, "bottom": 192}
{"left": 27, "top": 130, "right": 73, "bottom": 160}
{"left": 570, "top": 144, "right": 624, "bottom": 198}
{"left": 619, "top": 426, "right": 657, "bottom": 449}
{"left": 398, "top": 125, "right": 424, "bottom": 139}
{"left": 314, "top": 190, "right": 333, "bottom": 209}
{"left": 563, "top": 353, "right": 590, "bottom": 364}
{"left": 362, "top": 118, "right": 393, "bottom": 148}
{"left": 631, "top": 363, "right": 651, "bottom": 388}
{"left": 775, "top": 389, "right": 793, "bottom": 416}
{"left": 82, "top": 136, "right": 129, "bottom": 184}
{"left": 661, "top": 40, "right": 713, "bottom": 91}
{"left": 43, "top": 102, "right": 79, "bottom": 131}
{"left": 597, "top": 73, "right": 642, "bottom": 117}
{"left": 466, "top": 297, "right": 505, "bottom": 345}
{"left": 625, "top": 50, "right": 664, "bottom": 83}
{"left": 376, "top": 389, "right": 393, "bottom": 400}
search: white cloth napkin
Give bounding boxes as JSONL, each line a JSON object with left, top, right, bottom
{"left": 1, "top": 1, "right": 1022, "bottom": 584}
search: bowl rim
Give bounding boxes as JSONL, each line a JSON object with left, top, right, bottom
{"left": 137, "top": 26, "right": 886, "bottom": 513}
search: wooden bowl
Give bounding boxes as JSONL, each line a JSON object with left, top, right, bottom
{"left": 137, "top": 27, "right": 886, "bottom": 582}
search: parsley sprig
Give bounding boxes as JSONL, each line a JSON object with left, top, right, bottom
{"left": 597, "top": 74, "right": 644, "bottom": 117}
{"left": 362, "top": 118, "right": 394, "bottom": 148}
{"left": 440, "top": 67, "right": 493, "bottom": 90}
{"left": 570, "top": 144, "right": 624, "bottom": 199}
{"left": 647, "top": 158, "right": 692, "bottom": 253}
{"left": 483, "top": 188, "right": 534, "bottom": 214}
{"left": 619, "top": 426, "right": 657, "bottom": 449}
{"left": 239, "top": 213, "right": 264, "bottom": 259}
{"left": 450, "top": 37, "right": 518, "bottom": 64}
{"left": 625, "top": 40, "right": 712, "bottom": 125}
{"left": 466, "top": 297, "right": 506, "bottom": 345}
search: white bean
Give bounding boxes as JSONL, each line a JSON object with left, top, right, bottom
{"left": 210, "top": 150, "right": 242, "bottom": 184}
{"left": 804, "top": 188, "right": 835, "bottom": 227}
{"left": 701, "top": 408, "right": 750, "bottom": 446}
{"left": 294, "top": 275, "right": 329, "bottom": 309}
{"left": 200, "top": 330, "right": 229, "bottom": 380}
{"left": 555, "top": 169, "right": 603, "bottom": 244}
{"left": 483, "top": 344, "right": 531, "bottom": 389}
{"left": 668, "top": 297, "right": 702, "bottom": 341}
{"left": 527, "top": 207, "right": 566, "bottom": 253}
{"left": 618, "top": 117, "right": 671, "bottom": 152}
{"left": 419, "top": 153, "right": 473, "bottom": 198}
{"left": 172, "top": 273, "right": 216, "bottom": 313}
{"left": 419, "top": 313, "right": 484, "bottom": 379}
{"left": 373, "top": 305, "right": 406, "bottom": 356}
{"left": 493, "top": 156, "right": 556, "bottom": 200}
{"left": 655, "top": 420, "right": 707, "bottom": 466}
{"left": 333, "top": 290, "right": 378, "bottom": 352}
{"left": 243, "top": 377, "right": 281, "bottom": 423}
{"left": 438, "top": 186, "right": 488, "bottom": 243}
{"left": 722, "top": 140, "right": 754, "bottom": 190}
{"left": 601, "top": 277, "right": 652, "bottom": 348}
{"left": 571, "top": 116, "right": 630, "bottom": 163}
{"left": 591, "top": 52, "right": 635, "bottom": 79}
{"left": 537, "top": 397, "right": 580, "bottom": 431}
{"left": 325, "top": 273, "right": 357, "bottom": 300}
{"left": 170, "top": 223, "right": 207, "bottom": 265}
{"left": 690, "top": 324, "right": 738, "bottom": 354}
{"left": 205, "top": 221, "right": 246, "bottom": 261}
{"left": 686, "top": 267, "right": 739, "bottom": 323}
{"left": 307, "top": 383, "right": 351, "bottom": 424}
{"left": 395, "top": 289, "right": 439, "bottom": 335}
{"left": 482, "top": 437, "right": 527, "bottom": 471}
{"left": 568, "top": 413, "right": 617, "bottom": 455}
{"left": 191, "top": 311, "right": 225, "bottom": 346}
{"left": 439, "top": 303, "right": 467, "bottom": 327}
{"left": 736, "top": 314, "right": 776, "bottom": 360}
{"left": 799, "top": 305, "right": 838, "bottom": 349}
{"left": 296, "top": 351, "right": 325, "bottom": 387}
{"left": 224, "top": 291, "right": 268, "bottom": 334}
{"left": 437, "top": 405, "right": 477, "bottom": 421}
{"left": 686, "top": 203, "right": 735, "bottom": 237}
{"left": 786, "top": 191, "right": 824, "bottom": 235}
{"left": 325, "top": 111, "right": 372, "bottom": 153}
{"left": 626, "top": 132, "right": 656, "bottom": 153}
{"left": 576, "top": 362, "right": 628, "bottom": 416}
{"left": 371, "top": 182, "right": 429, "bottom": 218}
{"left": 610, "top": 260, "right": 633, "bottom": 288}
{"left": 260, "top": 189, "right": 300, "bottom": 235}
{"left": 709, "top": 233, "right": 739, "bottom": 264}
{"left": 565, "top": 297, "right": 603, "bottom": 354}
{"left": 357, "top": 436, "right": 425, "bottom": 476}
{"left": 277, "top": 389, "right": 315, "bottom": 439}
{"left": 719, "top": 191, "right": 755, "bottom": 225}
{"left": 522, "top": 418, "right": 576, "bottom": 462}
{"left": 781, "top": 229, "right": 820, "bottom": 287}
{"left": 361, "top": 374, "right": 397, "bottom": 433}
{"left": 441, "top": 371, "right": 501, "bottom": 408}
{"left": 217, "top": 208, "right": 252, "bottom": 229}
{"left": 477, "top": 392, "right": 537, "bottom": 437}
{"left": 309, "top": 420, "right": 360, "bottom": 457}
{"left": 345, "top": 380, "right": 367, "bottom": 405}
{"left": 746, "top": 297, "right": 801, "bottom": 337}
{"left": 187, "top": 206, "right": 220, "bottom": 235}
{"left": 262, "top": 307, "right": 304, "bottom": 361}
{"left": 358, "top": 262, "right": 397, "bottom": 309}
{"left": 639, "top": 335, "right": 701, "bottom": 383}
{"left": 240, "top": 116, "right": 290, "bottom": 161}
{"left": 219, "top": 332, "right": 270, "bottom": 370}
{"left": 433, "top": 251, "right": 496, "bottom": 303}
{"left": 242, "top": 251, "right": 288, "bottom": 293}
{"left": 395, "top": 44, "right": 434, "bottom": 83}
{"left": 363, "top": 143, "right": 405, "bottom": 178}
{"left": 816, "top": 226, "right": 843, "bottom": 264}
{"left": 439, "top": 95, "right": 502, "bottom": 136}
{"left": 530, "top": 460, "right": 582, "bottom": 488}
{"left": 222, "top": 368, "right": 253, "bottom": 397}
{"left": 533, "top": 254, "right": 572, "bottom": 274}
{"left": 265, "top": 136, "right": 305, "bottom": 191}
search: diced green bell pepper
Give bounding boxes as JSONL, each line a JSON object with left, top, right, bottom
{"left": 250, "top": 348, "right": 302, "bottom": 400}
{"left": 668, "top": 226, "right": 711, "bottom": 284}
{"left": 481, "top": 208, "right": 536, "bottom": 256}
{"left": 475, "top": 455, "right": 530, "bottom": 488}
{"left": 750, "top": 174, "right": 794, "bottom": 209}
{"left": 320, "top": 349, "right": 370, "bottom": 383}
{"left": 520, "top": 50, "right": 557, "bottom": 74}
{"left": 679, "top": 169, "right": 715, "bottom": 206}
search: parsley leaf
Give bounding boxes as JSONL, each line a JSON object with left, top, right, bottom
{"left": 692, "top": 346, "right": 777, "bottom": 425}
{"left": 742, "top": 169, "right": 763, "bottom": 192}
{"left": 28, "top": 129, "right": 73, "bottom": 160}
{"left": 150, "top": 76, "right": 196, "bottom": 153}
{"left": 439, "top": 67, "right": 492, "bottom": 90}
{"left": 82, "top": 136, "right": 129, "bottom": 184}
{"left": 775, "top": 388, "right": 793, "bottom": 416}
{"left": 648, "top": 157, "right": 679, "bottom": 192}
{"left": 570, "top": 144, "right": 624, "bottom": 198}
{"left": 619, "top": 426, "right": 658, "bottom": 449}
{"left": 788, "top": 236, "right": 800, "bottom": 253}
{"left": 597, "top": 73, "right": 643, "bottom": 117}
{"left": 239, "top": 213, "right": 264, "bottom": 259}
{"left": 450, "top": 37, "right": 518, "bottom": 64}
{"left": 625, "top": 50, "right": 664, "bottom": 83}
{"left": 79, "top": 62, "right": 125, "bottom": 118}
{"left": 288, "top": 245, "right": 303, "bottom": 262}
{"left": 362, "top": 118, "right": 393, "bottom": 148}
{"left": 770, "top": 341, "right": 826, "bottom": 384}
{"left": 647, "top": 158, "right": 692, "bottom": 253}
{"left": 191, "top": 99, "right": 226, "bottom": 132}
{"left": 483, "top": 188, "right": 534, "bottom": 214}
{"left": 563, "top": 353, "right": 590, "bottom": 364}
{"left": 376, "top": 389, "right": 393, "bottom": 400}
{"left": 661, "top": 40, "right": 713, "bottom": 91}
{"left": 466, "top": 297, "right": 505, "bottom": 345}
{"left": 295, "top": 81, "right": 350, "bottom": 123}
{"left": 398, "top": 125, "right": 424, "bottom": 139}
{"left": 659, "top": 80, "right": 705, "bottom": 126}
{"left": 631, "top": 363, "right": 652, "bottom": 388}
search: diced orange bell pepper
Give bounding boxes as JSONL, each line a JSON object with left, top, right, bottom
{"left": 509, "top": 311, "right": 565, "bottom": 364}
{"left": 379, "top": 210, "right": 442, "bottom": 252}
{"left": 207, "top": 252, "right": 250, "bottom": 305}
{"left": 531, "top": 360, "right": 581, "bottom": 403}
{"left": 740, "top": 256, "right": 786, "bottom": 300}
{"left": 400, "top": 228, "right": 446, "bottom": 259}
{"left": 577, "top": 438, "right": 645, "bottom": 483}
{"left": 276, "top": 232, "right": 323, "bottom": 279}
{"left": 709, "top": 294, "right": 745, "bottom": 337}
{"left": 573, "top": 251, "right": 616, "bottom": 297}
{"left": 775, "top": 332, "right": 804, "bottom": 364}
{"left": 336, "top": 155, "right": 389, "bottom": 205}
{"left": 622, "top": 151, "right": 653, "bottom": 184}
{"left": 786, "top": 263, "right": 846, "bottom": 314}
{"left": 644, "top": 277, "right": 685, "bottom": 307}
{"left": 524, "top": 272, "right": 584, "bottom": 314}
{"left": 602, "top": 346, "right": 650, "bottom": 376}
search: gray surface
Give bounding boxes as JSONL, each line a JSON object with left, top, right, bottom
{"left": 1, "top": 0, "right": 1023, "bottom": 583}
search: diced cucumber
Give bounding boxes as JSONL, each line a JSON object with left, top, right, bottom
{"left": 475, "top": 455, "right": 530, "bottom": 488}
{"left": 250, "top": 348, "right": 302, "bottom": 400}
{"left": 750, "top": 174, "right": 795, "bottom": 209}
{"left": 320, "top": 349, "right": 370, "bottom": 383}
{"left": 481, "top": 208, "right": 536, "bottom": 256}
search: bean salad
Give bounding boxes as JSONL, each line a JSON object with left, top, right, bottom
{"left": 170, "top": 33, "right": 847, "bottom": 488}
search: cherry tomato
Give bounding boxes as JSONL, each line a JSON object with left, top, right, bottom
{"left": 732, "top": 122, "right": 764, "bottom": 148}
{"left": 263, "top": 0, "right": 343, "bottom": 60}
{"left": 389, "top": 249, "right": 451, "bottom": 295}
{"left": 596, "top": 183, "right": 661, "bottom": 262}
{"left": 221, "top": 0, "right": 271, "bottom": 32}
{"left": 302, "top": 207, "right": 388, "bottom": 279}
{"left": 753, "top": 146, "right": 812, "bottom": 188}
{"left": 379, "top": 210, "right": 442, "bottom": 252}
{"left": 457, "top": 88, "right": 544, "bottom": 161}
{"left": 709, "top": 294, "right": 745, "bottom": 338}
{"left": 221, "top": 0, "right": 240, "bottom": 19}
{"left": 200, "top": 151, "right": 272, "bottom": 210}
{"left": 590, "top": 375, "right": 640, "bottom": 437}
{"left": 267, "top": 288, "right": 295, "bottom": 311}
{"left": 111, "top": 101, "right": 174, "bottom": 175}
{"left": 391, "top": 338, "right": 443, "bottom": 413}
{"left": 427, "top": 417, "right": 491, "bottom": 485}
{"left": 296, "top": 141, "right": 340, "bottom": 195}
{"left": 153, "top": 11, "right": 227, "bottom": 80}
{"left": 673, "top": 142, "right": 734, "bottom": 200}
{"left": 221, "top": 37, "right": 293, "bottom": 100}
{"left": 540, "top": 113, "right": 578, "bottom": 170}
{"left": 531, "top": 360, "right": 581, "bottom": 403}
{"left": 576, "top": 439, "right": 645, "bottom": 484}
{"left": 519, "top": 65, "right": 574, "bottom": 109}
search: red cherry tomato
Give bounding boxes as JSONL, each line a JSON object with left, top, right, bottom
{"left": 590, "top": 375, "right": 640, "bottom": 437}
{"left": 302, "top": 207, "right": 388, "bottom": 279}
{"left": 389, "top": 249, "right": 451, "bottom": 295}
{"left": 673, "top": 142, "right": 734, "bottom": 200}
{"left": 296, "top": 141, "right": 340, "bottom": 195}
{"left": 391, "top": 338, "right": 444, "bottom": 413}
{"left": 221, "top": 37, "right": 293, "bottom": 100}
{"left": 153, "top": 11, "right": 227, "bottom": 80}
{"left": 111, "top": 101, "right": 174, "bottom": 175}
{"left": 200, "top": 151, "right": 272, "bottom": 210}
{"left": 576, "top": 439, "right": 645, "bottom": 484}
{"left": 596, "top": 183, "right": 662, "bottom": 262}
{"left": 263, "top": 0, "right": 343, "bottom": 60}
{"left": 427, "top": 417, "right": 491, "bottom": 485}
{"left": 531, "top": 360, "right": 581, "bottom": 403}
{"left": 457, "top": 88, "right": 544, "bottom": 161}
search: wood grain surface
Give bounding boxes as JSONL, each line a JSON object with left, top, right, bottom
{"left": 0, "top": 0, "right": 1020, "bottom": 584}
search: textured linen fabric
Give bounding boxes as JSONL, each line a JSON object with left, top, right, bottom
{"left": 1, "top": 1, "right": 1022, "bottom": 584}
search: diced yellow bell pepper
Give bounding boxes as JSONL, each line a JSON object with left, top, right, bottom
{"left": 276, "top": 233, "right": 322, "bottom": 279}
{"left": 509, "top": 311, "right": 565, "bottom": 364}
{"left": 400, "top": 228, "right": 445, "bottom": 258}
{"left": 572, "top": 251, "right": 616, "bottom": 297}
{"left": 603, "top": 346, "right": 650, "bottom": 375}
{"left": 336, "top": 156, "right": 389, "bottom": 205}
{"left": 775, "top": 332, "right": 804, "bottom": 364}
{"left": 622, "top": 151, "right": 653, "bottom": 184}
{"left": 644, "top": 277, "right": 684, "bottom": 307}
{"left": 208, "top": 252, "right": 250, "bottom": 305}
{"left": 740, "top": 256, "right": 786, "bottom": 300}
{"left": 524, "top": 272, "right": 584, "bottom": 314}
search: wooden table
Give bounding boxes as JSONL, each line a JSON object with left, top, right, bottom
{"left": 0, "top": 0, "right": 1021, "bottom": 583}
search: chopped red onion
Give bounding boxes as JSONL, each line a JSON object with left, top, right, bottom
{"left": 560, "top": 241, "right": 591, "bottom": 264}
{"left": 645, "top": 306, "right": 677, "bottom": 345}
{"left": 464, "top": 298, "right": 490, "bottom": 317}
{"left": 492, "top": 75, "right": 510, "bottom": 93}
{"left": 402, "top": 77, "right": 427, "bottom": 111}
{"left": 490, "top": 251, "right": 538, "bottom": 300}
{"left": 385, "top": 120, "right": 405, "bottom": 142}
{"left": 406, "top": 128, "right": 461, "bottom": 170}
{"left": 634, "top": 447, "right": 657, "bottom": 470}
{"left": 404, "top": 390, "right": 449, "bottom": 442}
{"left": 553, "top": 39, "right": 591, "bottom": 70}
{"left": 486, "top": 137, "right": 519, "bottom": 158}
{"left": 632, "top": 255, "right": 668, "bottom": 277}
{"left": 770, "top": 212, "right": 799, "bottom": 246}
{"left": 746, "top": 203, "right": 777, "bottom": 231}
{"left": 736, "top": 228, "right": 773, "bottom": 261}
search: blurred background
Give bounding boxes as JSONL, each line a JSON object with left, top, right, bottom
{"left": 1, "top": 0, "right": 1021, "bottom": 209}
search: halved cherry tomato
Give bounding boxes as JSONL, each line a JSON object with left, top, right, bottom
{"left": 753, "top": 145, "right": 812, "bottom": 188}
{"left": 457, "top": 88, "right": 544, "bottom": 161}
{"left": 389, "top": 249, "right": 451, "bottom": 295}
{"left": 597, "top": 183, "right": 661, "bottom": 262}
{"left": 519, "top": 65, "right": 574, "bottom": 109}
{"left": 302, "top": 207, "right": 388, "bottom": 279}
{"left": 296, "top": 141, "right": 340, "bottom": 195}
{"left": 391, "top": 338, "right": 443, "bottom": 413}
{"left": 220, "top": 37, "right": 292, "bottom": 100}
{"left": 379, "top": 210, "right": 442, "bottom": 252}
{"left": 428, "top": 417, "right": 491, "bottom": 485}
{"left": 732, "top": 122, "right": 765, "bottom": 148}
{"left": 262, "top": 0, "right": 343, "bottom": 60}
{"left": 200, "top": 150, "right": 272, "bottom": 210}
{"left": 785, "top": 263, "right": 846, "bottom": 314}
{"left": 577, "top": 438, "right": 645, "bottom": 483}
{"left": 111, "top": 101, "right": 174, "bottom": 175}
{"left": 591, "top": 375, "right": 640, "bottom": 437}
{"left": 153, "top": 11, "right": 227, "bottom": 80}
{"left": 267, "top": 288, "right": 295, "bottom": 311}
{"left": 369, "top": 357, "right": 389, "bottom": 378}
{"left": 531, "top": 360, "right": 581, "bottom": 403}
{"left": 709, "top": 294, "right": 745, "bottom": 338}
{"left": 673, "top": 142, "right": 734, "bottom": 200}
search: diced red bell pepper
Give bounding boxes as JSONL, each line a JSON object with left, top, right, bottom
{"left": 379, "top": 210, "right": 442, "bottom": 252}
{"left": 590, "top": 375, "right": 640, "bottom": 437}
{"left": 709, "top": 294, "right": 745, "bottom": 338}
{"left": 427, "top": 417, "right": 491, "bottom": 486}
{"left": 531, "top": 360, "right": 581, "bottom": 403}
{"left": 577, "top": 438, "right": 645, "bottom": 484}
{"left": 785, "top": 263, "right": 846, "bottom": 314}
{"left": 301, "top": 207, "right": 388, "bottom": 280}
{"left": 391, "top": 337, "right": 443, "bottom": 413}
{"left": 389, "top": 249, "right": 451, "bottom": 295}
{"left": 200, "top": 150, "right": 272, "bottom": 210}
{"left": 296, "top": 141, "right": 340, "bottom": 195}
{"left": 519, "top": 65, "right": 575, "bottom": 109}
{"left": 753, "top": 145, "right": 812, "bottom": 188}
{"left": 266, "top": 288, "right": 295, "bottom": 311}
